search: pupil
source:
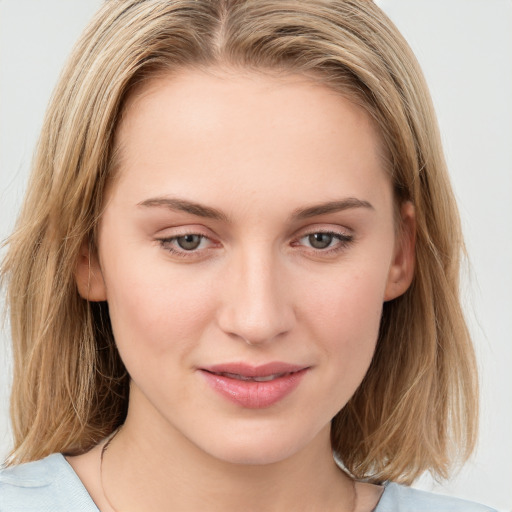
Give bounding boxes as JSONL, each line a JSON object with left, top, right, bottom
{"left": 309, "top": 233, "right": 332, "bottom": 249}
{"left": 177, "top": 234, "right": 201, "bottom": 250}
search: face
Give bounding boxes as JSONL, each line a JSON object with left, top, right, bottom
{"left": 77, "top": 68, "right": 414, "bottom": 465}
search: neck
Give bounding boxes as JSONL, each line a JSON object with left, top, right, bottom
{"left": 101, "top": 411, "right": 355, "bottom": 512}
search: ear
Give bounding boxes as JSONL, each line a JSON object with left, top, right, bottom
{"left": 75, "top": 240, "right": 107, "bottom": 301}
{"left": 384, "top": 201, "right": 416, "bottom": 301}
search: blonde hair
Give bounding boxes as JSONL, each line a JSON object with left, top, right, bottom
{"left": 1, "top": 0, "right": 477, "bottom": 483}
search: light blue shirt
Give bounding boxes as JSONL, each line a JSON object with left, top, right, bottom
{"left": 0, "top": 453, "right": 497, "bottom": 511}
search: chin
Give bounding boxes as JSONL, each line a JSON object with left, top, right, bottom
{"left": 195, "top": 425, "right": 322, "bottom": 467}
{"left": 208, "top": 443, "right": 297, "bottom": 466}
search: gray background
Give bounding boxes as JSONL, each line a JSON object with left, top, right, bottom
{"left": 1, "top": 1, "right": 511, "bottom": 510}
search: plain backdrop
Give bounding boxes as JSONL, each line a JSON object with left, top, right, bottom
{"left": 1, "top": 1, "right": 511, "bottom": 510}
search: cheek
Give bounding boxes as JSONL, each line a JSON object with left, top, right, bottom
{"left": 102, "top": 251, "right": 218, "bottom": 362}
{"left": 305, "top": 262, "right": 386, "bottom": 331}
{"left": 301, "top": 263, "right": 388, "bottom": 378}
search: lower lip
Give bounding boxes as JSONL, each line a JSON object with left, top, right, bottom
{"left": 200, "top": 369, "right": 308, "bottom": 409}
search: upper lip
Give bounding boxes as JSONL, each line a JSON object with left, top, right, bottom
{"left": 201, "top": 362, "right": 308, "bottom": 378}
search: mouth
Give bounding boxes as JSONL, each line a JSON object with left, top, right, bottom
{"left": 199, "top": 362, "right": 309, "bottom": 408}
{"left": 204, "top": 370, "right": 299, "bottom": 382}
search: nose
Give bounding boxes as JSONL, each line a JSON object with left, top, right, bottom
{"left": 216, "top": 248, "right": 295, "bottom": 345}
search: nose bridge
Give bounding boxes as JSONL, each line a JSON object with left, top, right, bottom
{"left": 217, "top": 243, "right": 294, "bottom": 345}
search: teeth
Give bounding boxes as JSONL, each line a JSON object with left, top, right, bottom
{"left": 217, "top": 372, "right": 287, "bottom": 382}
{"left": 252, "top": 374, "right": 283, "bottom": 382}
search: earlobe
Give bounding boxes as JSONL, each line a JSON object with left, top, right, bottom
{"left": 75, "top": 240, "right": 107, "bottom": 301}
{"left": 384, "top": 201, "right": 416, "bottom": 302}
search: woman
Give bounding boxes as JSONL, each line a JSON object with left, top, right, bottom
{"left": 0, "top": 1, "right": 496, "bottom": 510}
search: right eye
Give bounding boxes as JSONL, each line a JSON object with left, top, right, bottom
{"left": 174, "top": 234, "right": 204, "bottom": 251}
{"left": 157, "top": 233, "right": 214, "bottom": 257}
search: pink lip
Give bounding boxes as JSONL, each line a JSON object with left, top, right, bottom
{"left": 199, "top": 362, "right": 309, "bottom": 409}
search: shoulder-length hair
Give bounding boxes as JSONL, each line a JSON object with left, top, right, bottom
{"left": 1, "top": 0, "right": 477, "bottom": 483}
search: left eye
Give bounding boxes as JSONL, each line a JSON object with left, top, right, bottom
{"left": 306, "top": 233, "right": 335, "bottom": 249}
{"left": 298, "top": 232, "right": 352, "bottom": 250}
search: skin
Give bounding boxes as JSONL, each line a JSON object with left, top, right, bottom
{"left": 71, "top": 67, "right": 415, "bottom": 512}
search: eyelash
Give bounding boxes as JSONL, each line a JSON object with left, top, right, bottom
{"left": 157, "top": 234, "right": 214, "bottom": 258}
{"left": 294, "top": 230, "right": 354, "bottom": 255}
{"left": 156, "top": 229, "right": 354, "bottom": 258}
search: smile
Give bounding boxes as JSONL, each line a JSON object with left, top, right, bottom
{"left": 199, "top": 363, "right": 309, "bottom": 409}
{"left": 210, "top": 371, "right": 293, "bottom": 382}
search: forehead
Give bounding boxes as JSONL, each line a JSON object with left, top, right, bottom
{"left": 117, "top": 67, "right": 385, "bottom": 152}
{"left": 110, "top": 67, "right": 390, "bottom": 210}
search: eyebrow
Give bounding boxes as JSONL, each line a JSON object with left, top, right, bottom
{"left": 138, "top": 196, "right": 373, "bottom": 222}
{"left": 292, "top": 198, "right": 374, "bottom": 220}
{"left": 138, "top": 197, "right": 229, "bottom": 221}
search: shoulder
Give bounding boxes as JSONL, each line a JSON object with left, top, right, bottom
{"left": 375, "top": 482, "right": 498, "bottom": 512}
{"left": 0, "top": 453, "right": 98, "bottom": 512}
